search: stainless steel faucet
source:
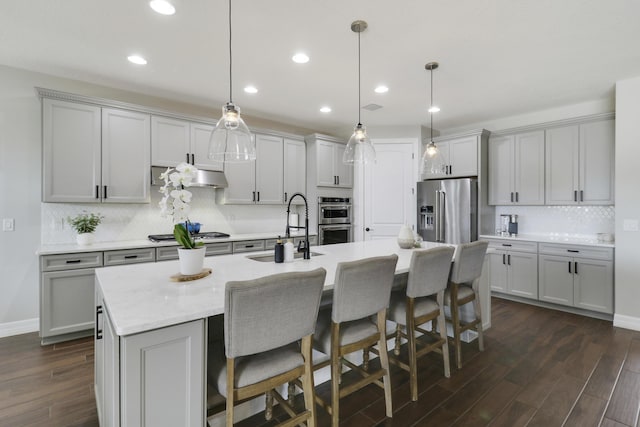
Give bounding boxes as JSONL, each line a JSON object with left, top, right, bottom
{"left": 285, "top": 192, "right": 310, "bottom": 260}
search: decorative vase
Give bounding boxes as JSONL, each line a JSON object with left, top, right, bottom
{"left": 178, "top": 247, "right": 206, "bottom": 276}
{"left": 397, "top": 225, "right": 415, "bottom": 249}
{"left": 76, "top": 233, "right": 94, "bottom": 246}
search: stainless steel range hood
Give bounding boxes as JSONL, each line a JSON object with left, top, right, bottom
{"left": 151, "top": 166, "right": 228, "bottom": 188}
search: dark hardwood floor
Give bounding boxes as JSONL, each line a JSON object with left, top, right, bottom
{"left": 2, "top": 298, "right": 640, "bottom": 427}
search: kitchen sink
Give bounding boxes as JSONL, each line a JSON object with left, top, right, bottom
{"left": 247, "top": 251, "right": 324, "bottom": 262}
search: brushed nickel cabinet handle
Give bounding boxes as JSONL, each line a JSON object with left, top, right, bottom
{"left": 574, "top": 190, "right": 578, "bottom": 202}
{"left": 574, "top": 262, "right": 578, "bottom": 275}
{"left": 580, "top": 190, "right": 584, "bottom": 202}
{"left": 568, "top": 261, "right": 572, "bottom": 274}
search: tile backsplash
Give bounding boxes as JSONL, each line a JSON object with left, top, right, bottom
{"left": 41, "top": 187, "right": 299, "bottom": 245}
{"left": 493, "top": 205, "right": 615, "bottom": 237}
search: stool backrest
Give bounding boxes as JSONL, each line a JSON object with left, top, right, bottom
{"left": 225, "top": 268, "right": 327, "bottom": 358}
{"left": 407, "top": 246, "right": 456, "bottom": 298}
{"left": 332, "top": 254, "right": 398, "bottom": 323}
{"left": 449, "top": 241, "right": 489, "bottom": 285}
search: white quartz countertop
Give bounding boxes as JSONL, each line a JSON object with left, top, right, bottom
{"left": 37, "top": 232, "right": 316, "bottom": 255}
{"left": 96, "top": 239, "right": 453, "bottom": 336}
{"left": 479, "top": 233, "right": 615, "bottom": 248}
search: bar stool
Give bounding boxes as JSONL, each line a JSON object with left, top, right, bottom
{"left": 386, "top": 246, "right": 455, "bottom": 401}
{"left": 444, "top": 240, "right": 489, "bottom": 369}
{"left": 208, "top": 268, "right": 327, "bottom": 427}
{"left": 312, "top": 254, "right": 398, "bottom": 427}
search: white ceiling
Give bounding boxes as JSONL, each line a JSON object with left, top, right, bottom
{"left": 2, "top": 0, "right": 640, "bottom": 136}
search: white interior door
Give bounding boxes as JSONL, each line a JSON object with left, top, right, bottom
{"left": 363, "top": 142, "right": 415, "bottom": 240}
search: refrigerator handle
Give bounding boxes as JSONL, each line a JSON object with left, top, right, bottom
{"left": 434, "top": 190, "right": 440, "bottom": 242}
{"left": 439, "top": 191, "right": 446, "bottom": 242}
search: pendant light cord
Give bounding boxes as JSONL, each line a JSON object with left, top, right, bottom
{"left": 228, "top": 0, "right": 233, "bottom": 104}
{"left": 430, "top": 68, "right": 433, "bottom": 141}
{"left": 357, "top": 30, "right": 361, "bottom": 125}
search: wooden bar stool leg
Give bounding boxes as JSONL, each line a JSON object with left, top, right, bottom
{"left": 394, "top": 324, "right": 402, "bottom": 356}
{"left": 437, "top": 291, "right": 451, "bottom": 378}
{"left": 472, "top": 290, "right": 484, "bottom": 351}
{"left": 287, "top": 382, "right": 295, "bottom": 406}
{"left": 265, "top": 390, "right": 273, "bottom": 420}
{"left": 377, "top": 310, "right": 393, "bottom": 417}
{"left": 406, "top": 298, "right": 419, "bottom": 401}
{"left": 226, "top": 358, "right": 235, "bottom": 427}
{"left": 331, "top": 323, "right": 341, "bottom": 427}
{"left": 450, "top": 283, "right": 463, "bottom": 370}
{"left": 362, "top": 348, "right": 370, "bottom": 371}
{"left": 301, "top": 336, "right": 317, "bottom": 427}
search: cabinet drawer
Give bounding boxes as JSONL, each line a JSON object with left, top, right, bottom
{"left": 156, "top": 246, "right": 179, "bottom": 261}
{"left": 41, "top": 252, "right": 103, "bottom": 272}
{"left": 483, "top": 239, "right": 538, "bottom": 253}
{"left": 538, "top": 243, "right": 613, "bottom": 260}
{"left": 104, "top": 248, "right": 156, "bottom": 266}
{"left": 205, "top": 242, "right": 232, "bottom": 257}
{"left": 265, "top": 239, "right": 278, "bottom": 250}
{"left": 233, "top": 240, "right": 265, "bottom": 253}
{"left": 294, "top": 235, "right": 317, "bottom": 247}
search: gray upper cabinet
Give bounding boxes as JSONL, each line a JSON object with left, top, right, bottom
{"left": 42, "top": 98, "right": 150, "bottom": 203}
{"left": 424, "top": 135, "right": 478, "bottom": 179}
{"left": 284, "top": 138, "right": 307, "bottom": 203}
{"left": 306, "top": 135, "right": 353, "bottom": 188}
{"left": 150, "top": 116, "right": 223, "bottom": 171}
{"left": 488, "top": 130, "right": 545, "bottom": 205}
{"left": 545, "top": 119, "right": 614, "bottom": 205}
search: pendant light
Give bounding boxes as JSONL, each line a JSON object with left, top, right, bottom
{"left": 420, "top": 61, "right": 443, "bottom": 174}
{"left": 343, "top": 20, "right": 376, "bottom": 165}
{"left": 208, "top": 0, "right": 255, "bottom": 163}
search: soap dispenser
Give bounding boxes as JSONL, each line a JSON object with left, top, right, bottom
{"left": 284, "top": 239, "right": 294, "bottom": 263}
{"left": 274, "top": 236, "right": 284, "bottom": 263}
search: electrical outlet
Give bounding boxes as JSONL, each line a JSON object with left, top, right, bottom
{"left": 2, "top": 218, "right": 15, "bottom": 232}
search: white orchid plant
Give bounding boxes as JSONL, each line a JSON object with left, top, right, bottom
{"left": 158, "top": 162, "right": 204, "bottom": 249}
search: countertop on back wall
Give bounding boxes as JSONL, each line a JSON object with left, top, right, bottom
{"left": 37, "top": 232, "right": 317, "bottom": 255}
{"left": 479, "top": 233, "right": 615, "bottom": 248}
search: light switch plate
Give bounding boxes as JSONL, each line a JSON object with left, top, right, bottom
{"left": 623, "top": 219, "right": 639, "bottom": 232}
{"left": 2, "top": 218, "right": 15, "bottom": 232}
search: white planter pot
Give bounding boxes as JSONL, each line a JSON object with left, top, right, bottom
{"left": 397, "top": 225, "right": 415, "bottom": 249}
{"left": 76, "top": 233, "right": 94, "bottom": 246}
{"left": 178, "top": 247, "right": 206, "bottom": 276}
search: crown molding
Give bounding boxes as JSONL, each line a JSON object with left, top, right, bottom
{"left": 490, "top": 112, "right": 615, "bottom": 136}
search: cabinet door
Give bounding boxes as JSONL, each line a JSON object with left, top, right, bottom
{"left": 488, "top": 135, "right": 514, "bottom": 205}
{"left": 580, "top": 120, "right": 614, "bottom": 205}
{"left": 41, "top": 268, "right": 95, "bottom": 337}
{"left": 538, "top": 255, "right": 574, "bottom": 306}
{"left": 284, "top": 138, "right": 306, "bottom": 204}
{"left": 317, "top": 140, "right": 336, "bottom": 186}
{"left": 42, "top": 99, "right": 101, "bottom": 202}
{"left": 102, "top": 305, "right": 120, "bottom": 427}
{"left": 334, "top": 143, "right": 353, "bottom": 187}
{"left": 102, "top": 108, "right": 151, "bottom": 203}
{"left": 448, "top": 136, "right": 477, "bottom": 177}
{"left": 508, "top": 251, "right": 538, "bottom": 299}
{"left": 255, "top": 134, "right": 284, "bottom": 204}
{"left": 545, "top": 125, "right": 579, "bottom": 205}
{"left": 574, "top": 258, "right": 613, "bottom": 313}
{"left": 151, "top": 116, "right": 190, "bottom": 167}
{"left": 221, "top": 135, "right": 256, "bottom": 204}
{"left": 514, "top": 131, "right": 545, "bottom": 205}
{"left": 487, "top": 251, "right": 508, "bottom": 292}
{"left": 191, "top": 123, "right": 224, "bottom": 171}
{"left": 121, "top": 320, "right": 205, "bottom": 427}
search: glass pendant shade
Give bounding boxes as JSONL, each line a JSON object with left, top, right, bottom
{"left": 343, "top": 123, "right": 376, "bottom": 164}
{"left": 208, "top": 103, "right": 255, "bottom": 163}
{"left": 420, "top": 141, "right": 444, "bottom": 175}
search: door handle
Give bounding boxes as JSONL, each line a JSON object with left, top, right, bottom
{"left": 191, "top": 153, "right": 195, "bottom": 165}
{"left": 435, "top": 190, "right": 440, "bottom": 242}
{"left": 574, "top": 190, "right": 578, "bottom": 202}
{"left": 574, "top": 261, "right": 578, "bottom": 275}
{"left": 515, "top": 192, "right": 519, "bottom": 203}
{"left": 439, "top": 191, "right": 446, "bottom": 243}
{"left": 103, "top": 185, "right": 107, "bottom": 199}
{"left": 502, "top": 254, "right": 506, "bottom": 265}
{"left": 580, "top": 190, "right": 584, "bottom": 202}
{"left": 96, "top": 185, "right": 100, "bottom": 199}
{"left": 507, "top": 254, "right": 511, "bottom": 265}
{"left": 252, "top": 191, "right": 256, "bottom": 202}
{"left": 186, "top": 153, "right": 190, "bottom": 163}
{"left": 257, "top": 191, "right": 260, "bottom": 202}
{"left": 284, "top": 192, "right": 287, "bottom": 203}
{"left": 510, "top": 192, "right": 514, "bottom": 203}
{"left": 568, "top": 261, "right": 572, "bottom": 274}
{"left": 365, "top": 227, "right": 370, "bottom": 232}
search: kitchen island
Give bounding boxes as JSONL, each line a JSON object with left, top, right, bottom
{"left": 94, "top": 238, "right": 490, "bottom": 427}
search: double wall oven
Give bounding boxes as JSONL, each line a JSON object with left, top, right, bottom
{"left": 318, "top": 197, "right": 352, "bottom": 245}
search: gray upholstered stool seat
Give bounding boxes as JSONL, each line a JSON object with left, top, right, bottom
{"left": 312, "top": 254, "right": 398, "bottom": 427}
{"left": 209, "top": 343, "right": 303, "bottom": 396}
{"left": 383, "top": 246, "right": 455, "bottom": 401}
{"left": 444, "top": 240, "right": 489, "bottom": 370}
{"left": 213, "top": 267, "right": 327, "bottom": 427}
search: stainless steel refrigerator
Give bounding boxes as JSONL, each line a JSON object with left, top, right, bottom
{"left": 417, "top": 178, "right": 478, "bottom": 244}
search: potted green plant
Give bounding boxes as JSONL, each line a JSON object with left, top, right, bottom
{"left": 67, "top": 211, "right": 104, "bottom": 245}
{"left": 158, "top": 162, "right": 205, "bottom": 275}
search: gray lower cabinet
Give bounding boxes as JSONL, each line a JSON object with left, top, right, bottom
{"left": 232, "top": 240, "right": 266, "bottom": 253}
{"left": 484, "top": 239, "right": 538, "bottom": 299}
{"left": 96, "top": 287, "right": 205, "bottom": 427}
{"left": 538, "top": 243, "right": 614, "bottom": 314}
{"left": 156, "top": 242, "right": 233, "bottom": 261}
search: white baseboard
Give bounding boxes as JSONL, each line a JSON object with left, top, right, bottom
{"left": 613, "top": 313, "right": 640, "bottom": 332}
{"left": 0, "top": 318, "right": 39, "bottom": 338}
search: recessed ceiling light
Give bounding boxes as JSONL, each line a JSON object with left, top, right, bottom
{"left": 292, "top": 53, "right": 310, "bottom": 64}
{"left": 127, "top": 55, "right": 147, "bottom": 65}
{"left": 149, "top": 0, "right": 176, "bottom": 15}
{"left": 428, "top": 106, "right": 441, "bottom": 113}
{"left": 320, "top": 106, "right": 332, "bottom": 113}
{"left": 244, "top": 86, "right": 258, "bottom": 94}
{"left": 374, "top": 85, "right": 389, "bottom": 93}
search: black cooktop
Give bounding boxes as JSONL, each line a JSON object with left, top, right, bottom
{"left": 148, "top": 231, "right": 230, "bottom": 242}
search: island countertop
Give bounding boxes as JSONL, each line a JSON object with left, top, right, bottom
{"left": 96, "top": 239, "right": 455, "bottom": 336}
